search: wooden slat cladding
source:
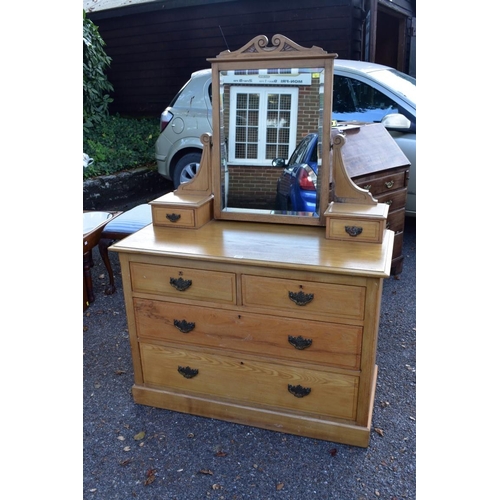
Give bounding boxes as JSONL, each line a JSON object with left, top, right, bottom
{"left": 89, "top": 0, "right": 363, "bottom": 116}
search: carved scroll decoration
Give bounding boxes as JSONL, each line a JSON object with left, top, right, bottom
{"left": 214, "top": 34, "right": 328, "bottom": 61}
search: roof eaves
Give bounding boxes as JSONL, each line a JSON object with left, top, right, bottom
{"left": 84, "top": 0, "right": 240, "bottom": 19}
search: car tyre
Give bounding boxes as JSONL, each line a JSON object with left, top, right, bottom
{"left": 173, "top": 152, "right": 202, "bottom": 188}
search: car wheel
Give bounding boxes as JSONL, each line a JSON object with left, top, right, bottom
{"left": 173, "top": 152, "right": 202, "bottom": 188}
{"left": 275, "top": 192, "right": 287, "bottom": 211}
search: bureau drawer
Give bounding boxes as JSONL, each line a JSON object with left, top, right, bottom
{"left": 376, "top": 189, "right": 407, "bottom": 212}
{"left": 386, "top": 207, "right": 406, "bottom": 233}
{"left": 130, "top": 263, "right": 236, "bottom": 304}
{"left": 393, "top": 231, "right": 404, "bottom": 261}
{"left": 242, "top": 275, "right": 365, "bottom": 321}
{"left": 354, "top": 169, "right": 408, "bottom": 196}
{"left": 141, "top": 343, "right": 359, "bottom": 420}
{"left": 134, "top": 299, "right": 363, "bottom": 370}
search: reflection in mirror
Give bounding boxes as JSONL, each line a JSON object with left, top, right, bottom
{"left": 219, "top": 67, "right": 325, "bottom": 217}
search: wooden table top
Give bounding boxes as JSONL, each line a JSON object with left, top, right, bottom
{"left": 111, "top": 219, "right": 394, "bottom": 278}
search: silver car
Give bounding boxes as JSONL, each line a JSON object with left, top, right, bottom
{"left": 155, "top": 61, "right": 416, "bottom": 215}
{"left": 155, "top": 69, "right": 213, "bottom": 187}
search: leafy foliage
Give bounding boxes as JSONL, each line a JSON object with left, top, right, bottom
{"left": 83, "top": 10, "right": 114, "bottom": 131}
{"left": 83, "top": 114, "right": 159, "bottom": 179}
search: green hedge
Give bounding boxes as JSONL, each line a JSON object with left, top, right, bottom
{"left": 83, "top": 114, "right": 159, "bottom": 179}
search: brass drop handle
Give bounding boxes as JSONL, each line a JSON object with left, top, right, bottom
{"left": 174, "top": 319, "right": 195, "bottom": 333}
{"left": 345, "top": 226, "right": 363, "bottom": 237}
{"left": 170, "top": 277, "right": 192, "bottom": 291}
{"left": 178, "top": 366, "right": 198, "bottom": 378}
{"left": 288, "top": 335, "right": 312, "bottom": 350}
{"left": 288, "top": 290, "right": 314, "bottom": 306}
{"left": 166, "top": 213, "right": 181, "bottom": 222}
{"left": 363, "top": 184, "right": 371, "bottom": 190}
{"left": 288, "top": 384, "right": 311, "bottom": 398}
{"left": 385, "top": 180, "right": 395, "bottom": 189}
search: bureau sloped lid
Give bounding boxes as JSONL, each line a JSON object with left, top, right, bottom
{"left": 338, "top": 123, "right": 411, "bottom": 178}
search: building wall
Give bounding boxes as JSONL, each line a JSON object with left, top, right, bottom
{"left": 88, "top": 0, "right": 364, "bottom": 117}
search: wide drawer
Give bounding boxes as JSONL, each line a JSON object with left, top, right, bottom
{"left": 140, "top": 343, "right": 359, "bottom": 420}
{"left": 242, "top": 275, "right": 365, "bottom": 321}
{"left": 130, "top": 262, "right": 236, "bottom": 304}
{"left": 134, "top": 298, "right": 363, "bottom": 370}
{"left": 354, "top": 169, "right": 408, "bottom": 196}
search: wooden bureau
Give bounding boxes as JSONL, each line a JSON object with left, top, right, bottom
{"left": 112, "top": 220, "right": 393, "bottom": 447}
{"left": 341, "top": 124, "right": 411, "bottom": 275}
{"left": 351, "top": 166, "right": 409, "bottom": 275}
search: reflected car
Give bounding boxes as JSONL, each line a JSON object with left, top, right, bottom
{"left": 274, "top": 133, "right": 319, "bottom": 213}
{"left": 155, "top": 61, "right": 415, "bottom": 214}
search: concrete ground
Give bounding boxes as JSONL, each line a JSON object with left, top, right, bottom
{"left": 83, "top": 205, "right": 416, "bottom": 500}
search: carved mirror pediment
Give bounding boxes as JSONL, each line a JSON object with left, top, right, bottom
{"left": 208, "top": 34, "right": 337, "bottom": 226}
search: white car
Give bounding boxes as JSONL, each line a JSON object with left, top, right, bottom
{"left": 155, "top": 61, "right": 416, "bottom": 215}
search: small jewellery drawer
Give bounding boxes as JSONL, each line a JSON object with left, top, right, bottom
{"left": 242, "top": 275, "right": 365, "bottom": 321}
{"left": 130, "top": 263, "right": 236, "bottom": 304}
{"left": 134, "top": 299, "right": 363, "bottom": 370}
{"left": 324, "top": 202, "right": 389, "bottom": 244}
{"left": 152, "top": 206, "right": 196, "bottom": 228}
{"left": 354, "top": 169, "right": 408, "bottom": 196}
{"left": 326, "top": 217, "right": 385, "bottom": 244}
{"left": 150, "top": 193, "right": 213, "bottom": 229}
{"left": 140, "top": 343, "right": 359, "bottom": 421}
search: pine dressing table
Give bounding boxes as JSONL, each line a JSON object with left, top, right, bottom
{"left": 111, "top": 35, "right": 399, "bottom": 447}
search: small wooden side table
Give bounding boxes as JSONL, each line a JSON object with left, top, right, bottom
{"left": 83, "top": 211, "right": 121, "bottom": 310}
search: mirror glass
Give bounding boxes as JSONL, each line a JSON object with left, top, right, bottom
{"left": 218, "top": 67, "right": 326, "bottom": 219}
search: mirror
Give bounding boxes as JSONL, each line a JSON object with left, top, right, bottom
{"left": 208, "top": 35, "right": 336, "bottom": 226}
{"left": 381, "top": 113, "right": 411, "bottom": 131}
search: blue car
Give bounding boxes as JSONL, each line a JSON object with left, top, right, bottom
{"left": 274, "top": 133, "right": 319, "bottom": 213}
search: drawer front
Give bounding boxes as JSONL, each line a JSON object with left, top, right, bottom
{"left": 326, "top": 218, "right": 384, "bottom": 244}
{"left": 130, "top": 262, "right": 236, "bottom": 304}
{"left": 354, "top": 169, "right": 407, "bottom": 196}
{"left": 134, "top": 299, "right": 363, "bottom": 370}
{"left": 393, "top": 231, "right": 404, "bottom": 260}
{"left": 242, "top": 275, "right": 365, "bottom": 321}
{"left": 141, "top": 343, "right": 359, "bottom": 420}
{"left": 386, "top": 207, "right": 406, "bottom": 233}
{"left": 376, "top": 189, "right": 407, "bottom": 212}
{"left": 152, "top": 207, "right": 195, "bottom": 228}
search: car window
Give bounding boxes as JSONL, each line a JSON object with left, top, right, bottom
{"left": 288, "top": 134, "right": 315, "bottom": 166}
{"left": 333, "top": 75, "right": 401, "bottom": 123}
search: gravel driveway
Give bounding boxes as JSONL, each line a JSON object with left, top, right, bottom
{"left": 83, "top": 211, "right": 416, "bottom": 500}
